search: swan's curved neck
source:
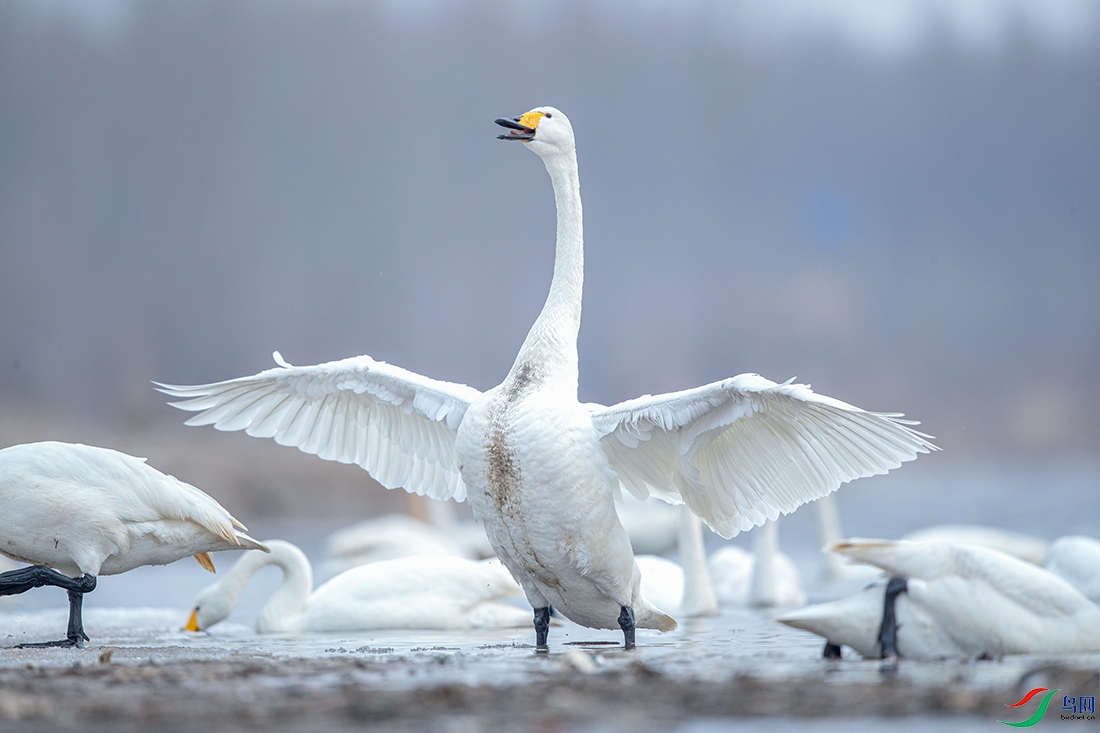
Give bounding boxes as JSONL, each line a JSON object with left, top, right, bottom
{"left": 216, "top": 542, "right": 313, "bottom": 633}
{"left": 511, "top": 149, "right": 583, "bottom": 392}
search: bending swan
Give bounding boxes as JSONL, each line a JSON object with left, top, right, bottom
{"left": 0, "top": 441, "right": 265, "bottom": 647}
{"left": 185, "top": 540, "right": 530, "bottom": 633}
{"left": 159, "top": 107, "right": 936, "bottom": 650}
{"left": 778, "top": 539, "right": 1100, "bottom": 660}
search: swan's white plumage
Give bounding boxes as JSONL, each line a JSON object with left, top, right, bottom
{"left": 161, "top": 106, "right": 934, "bottom": 639}
{"left": 590, "top": 376, "right": 937, "bottom": 538}
{"left": 1043, "top": 535, "right": 1100, "bottom": 603}
{"left": 780, "top": 538, "right": 1100, "bottom": 658}
{"left": 158, "top": 354, "right": 480, "bottom": 502}
{"left": 0, "top": 441, "right": 265, "bottom": 578}
{"left": 189, "top": 539, "right": 530, "bottom": 633}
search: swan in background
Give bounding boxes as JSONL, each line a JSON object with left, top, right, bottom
{"left": 159, "top": 106, "right": 936, "bottom": 650}
{"left": 634, "top": 506, "right": 721, "bottom": 618}
{"left": 902, "top": 524, "right": 1049, "bottom": 565}
{"left": 712, "top": 520, "right": 807, "bottom": 609}
{"left": 185, "top": 539, "right": 531, "bottom": 633}
{"left": 637, "top": 510, "right": 806, "bottom": 615}
{"left": 778, "top": 538, "right": 1100, "bottom": 661}
{"left": 1044, "top": 535, "right": 1100, "bottom": 603}
{"left": 0, "top": 441, "right": 266, "bottom": 647}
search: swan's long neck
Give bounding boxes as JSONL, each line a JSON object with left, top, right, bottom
{"left": 511, "top": 148, "right": 583, "bottom": 393}
{"left": 209, "top": 541, "right": 313, "bottom": 633}
{"left": 254, "top": 542, "right": 313, "bottom": 633}
{"left": 749, "top": 519, "right": 779, "bottom": 607}
{"left": 677, "top": 507, "right": 718, "bottom": 617}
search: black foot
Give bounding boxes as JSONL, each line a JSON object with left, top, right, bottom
{"left": 16, "top": 637, "right": 85, "bottom": 649}
{"left": 823, "top": 642, "right": 842, "bottom": 659}
{"left": 617, "top": 606, "right": 636, "bottom": 650}
{"left": 533, "top": 606, "right": 551, "bottom": 652}
{"left": 878, "top": 576, "right": 908, "bottom": 672}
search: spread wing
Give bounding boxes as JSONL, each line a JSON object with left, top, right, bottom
{"left": 157, "top": 352, "right": 481, "bottom": 501}
{"left": 588, "top": 374, "right": 937, "bottom": 538}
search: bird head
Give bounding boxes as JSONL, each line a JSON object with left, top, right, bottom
{"left": 495, "top": 106, "right": 574, "bottom": 157}
{"left": 183, "top": 581, "right": 232, "bottom": 632}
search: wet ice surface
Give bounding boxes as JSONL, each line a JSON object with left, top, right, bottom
{"left": 2, "top": 605, "right": 1094, "bottom": 733}
{"left": 1, "top": 459, "right": 1099, "bottom": 731}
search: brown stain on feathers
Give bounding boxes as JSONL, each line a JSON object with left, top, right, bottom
{"left": 483, "top": 360, "right": 565, "bottom": 595}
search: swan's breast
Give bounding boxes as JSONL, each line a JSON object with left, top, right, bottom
{"left": 457, "top": 370, "right": 633, "bottom": 613}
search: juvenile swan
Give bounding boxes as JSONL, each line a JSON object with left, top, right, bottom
{"left": 160, "top": 107, "right": 935, "bottom": 650}
{"left": 185, "top": 540, "right": 530, "bottom": 633}
{"left": 0, "top": 441, "right": 265, "bottom": 647}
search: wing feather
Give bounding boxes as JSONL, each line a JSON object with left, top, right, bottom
{"left": 157, "top": 353, "right": 481, "bottom": 502}
{"left": 590, "top": 374, "right": 937, "bottom": 538}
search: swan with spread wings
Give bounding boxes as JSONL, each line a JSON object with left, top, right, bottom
{"left": 159, "top": 107, "right": 936, "bottom": 650}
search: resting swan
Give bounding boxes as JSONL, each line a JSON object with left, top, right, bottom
{"left": 0, "top": 441, "right": 265, "bottom": 647}
{"left": 159, "top": 106, "right": 936, "bottom": 650}
{"left": 185, "top": 539, "right": 530, "bottom": 633}
{"left": 778, "top": 538, "right": 1100, "bottom": 661}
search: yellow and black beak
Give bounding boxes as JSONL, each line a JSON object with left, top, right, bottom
{"left": 495, "top": 110, "right": 545, "bottom": 141}
{"left": 184, "top": 608, "right": 201, "bottom": 632}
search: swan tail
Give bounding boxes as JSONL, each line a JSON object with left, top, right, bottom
{"left": 233, "top": 531, "right": 270, "bottom": 553}
{"left": 636, "top": 606, "right": 678, "bottom": 632}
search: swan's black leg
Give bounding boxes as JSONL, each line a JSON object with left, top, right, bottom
{"left": 0, "top": 568, "right": 96, "bottom": 648}
{"left": 0, "top": 565, "right": 94, "bottom": 596}
{"left": 878, "top": 576, "right": 908, "bottom": 672}
{"left": 618, "top": 606, "right": 636, "bottom": 650}
{"left": 823, "top": 642, "right": 842, "bottom": 659}
{"left": 533, "top": 606, "right": 551, "bottom": 652}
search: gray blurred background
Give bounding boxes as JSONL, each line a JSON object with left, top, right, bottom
{"left": 1, "top": 0, "right": 1097, "bottom": 521}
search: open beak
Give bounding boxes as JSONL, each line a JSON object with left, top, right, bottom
{"left": 184, "top": 608, "right": 201, "bottom": 632}
{"left": 495, "top": 116, "right": 535, "bottom": 141}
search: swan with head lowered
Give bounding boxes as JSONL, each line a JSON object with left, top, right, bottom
{"left": 185, "top": 540, "right": 530, "bottom": 633}
{"left": 158, "top": 106, "right": 936, "bottom": 650}
{"left": 0, "top": 441, "right": 266, "bottom": 647}
{"left": 778, "top": 538, "right": 1100, "bottom": 664}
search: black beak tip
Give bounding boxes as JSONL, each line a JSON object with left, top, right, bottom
{"left": 495, "top": 116, "right": 534, "bottom": 132}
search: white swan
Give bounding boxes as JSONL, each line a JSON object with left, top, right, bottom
{"left": 712, "top": 521, "right": 807, "bottom": 609}
{"left": 158, "top": 106, "right": 936, "bottom": 650}
{"left": 636, "top": 512, "right": 805, "bottom": 616}
{"left": 1043, "top": 535, "right": 1100, "bottom": 603}
{"left": 778, "top": 538, "right": 1100, "bottom": 660}
{"left": 0, "top": 441, "right": 265, "bottom": 647}
{"left": 185, "top": 539, "right": 530, "bottom": 633}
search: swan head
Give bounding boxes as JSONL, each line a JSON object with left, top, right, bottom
{"left": 495, "top": 106, "right": 574, "bottom": 158}
{"left": 184, "top": 578, "right": 234, "bottom": 632}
